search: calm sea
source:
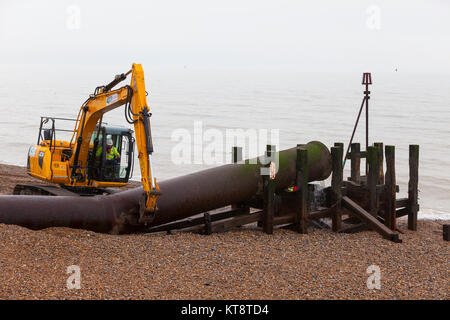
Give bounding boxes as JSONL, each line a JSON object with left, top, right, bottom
{"left": 0, "top": 64, "right": 448, "bottom": 219}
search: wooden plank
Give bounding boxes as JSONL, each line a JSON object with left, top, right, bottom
{"left": 273, "top": 215, "right": 295, "bottom": 226}
{"left": 367, "top": 146, "right": 379, "bottom": 217}
{"left": 308, "top": 207, "right": 334, "bottom": 220}
{"left": 145, "top": 207, "right": 245, "bottom": 233}
{"left": 384, "top": 145, "right": 396, "bottom": 230}
{"left": 338, "top": 223, "right": 367, "bottom": 234}
{"left": 342, "top": 196, "right": 401, "bottom": 242}
{"left": 204, "top": 212, "right": 212, "bottom": 235}
{"left": 262, "top": 145, "right": 275, "bottom": 234}
{"left": 408, "top": 145, "right": 419, "bottom": 231}
{"left": 350, "top": 143, "right": 361, "bottom": 184}
{"left": 343, "top": 180, "right": 371, "bottom": 209}
{"left": 346, "top": 151, "right": 367, "bottom": 159}
{"left": 331, "top": 145, "right": 343, "bottom": 232}
{"left": 211, "top": 211, "right": 262, "bottom": 233}
{"left": 374, "top": 142, "right": 384, "bottom": 184}
{"left": 396, "top": 207, "right": 409, "bottom": 217}
{"left": 295, "top": 145, "right": 308, "bottom": 234}
{"left": 396, "top": 198, "right": 409, "bottom": 208}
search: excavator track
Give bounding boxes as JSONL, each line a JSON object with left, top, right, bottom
{"left": 13, "top": 184, "right": 119, "bottom": 196}
{"left": 13, "top": 184, "right": 80, "bottom": 196}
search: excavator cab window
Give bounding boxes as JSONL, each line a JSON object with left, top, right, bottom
{"left": 88, "top": 127, "right": 133, "bottom": 183}
{"left": 43, "top": 129, "right": 53, "bottom": 141}
{"left": 118, "top": 135, "right": 131, "bottom": 179}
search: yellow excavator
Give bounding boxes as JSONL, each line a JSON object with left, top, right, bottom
{"left": 14, "top": 63, "right": 160, "bottom": 222}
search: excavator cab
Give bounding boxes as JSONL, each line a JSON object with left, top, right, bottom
{"left": 88, "top": 126, "right": 134, "bottom": 183}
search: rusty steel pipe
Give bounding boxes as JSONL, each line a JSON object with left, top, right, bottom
{"left": 0, "top": 193, "right": 136, "bottom": 233}
{"left": 0, "top": 141, "right": 331, "bottom": 233}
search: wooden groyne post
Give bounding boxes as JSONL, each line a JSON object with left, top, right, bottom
{"left": 295, "top": 145, "right": 308, "bottom": 234}
{"left": 367, "top": 146, "right": 379, "bottom": 216}
{"left": 384, "top": 145, "right": 396, "bottom": 230}
{"left": 408, "top": 145, "right": 419, "bottom": 230}
{"left": 350, "top": 143, "right": 361, "bottom": 184}
{"left": 374, "top": 142, "right": 384, "bottom": 185}
{"left": 262, "top": 145, "right": 276, "bottom": 234}
{"left": 331, "top": 143, "right": 343, "bottom": 232}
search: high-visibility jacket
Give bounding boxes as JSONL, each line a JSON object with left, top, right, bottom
{"left": 96, "top": 146, "right": 120, "bottom": 160}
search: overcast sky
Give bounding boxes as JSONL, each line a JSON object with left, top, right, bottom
{"left": 0, "top": 0, "right": 449, "bottom": 72}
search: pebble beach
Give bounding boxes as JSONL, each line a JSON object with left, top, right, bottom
{"left": 0, "top": 164, "right": 448, "bottom": 300}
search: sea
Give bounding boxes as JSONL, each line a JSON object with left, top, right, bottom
{"left": 0, "top": 64, "right": 448, "bottom": 220}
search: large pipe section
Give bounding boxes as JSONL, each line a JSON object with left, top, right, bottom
{"left": 0, "top": 141, "right": 331, "bottom": 233}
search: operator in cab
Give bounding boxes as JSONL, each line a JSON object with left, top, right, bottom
{"left": 96, "top": 137, "right": 120, "bottom": 164}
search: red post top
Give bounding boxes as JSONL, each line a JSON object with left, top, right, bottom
{"left": 362, "top": 72, "right": 372, "bottom": 85}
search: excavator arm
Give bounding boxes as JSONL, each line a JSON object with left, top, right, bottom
{"left": 127, "top": 64, "right": 161, "bottom": 222}
{"left": 69, "top": 63, "right": 160, "bottom": 221}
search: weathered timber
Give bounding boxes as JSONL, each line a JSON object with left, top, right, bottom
{"left": 396, "top": 198, "right": 409, "bottom": 208}
{"left": 295, "top": 145, "right": 308, "bottom": 234}
{"left": 273, "top": 215, "right": 295, "bottom": 226}
{"left": 204, "top": 212, "right": 212, "bottom": 235}
{"left": 342, "top": 196, "right": 401, "bottom": 242}
{"left": 374, "top": 142, "right": 384, "bottom": 184}
{"left": 408, "top": 145, "right": 419, "bottom": 231}
{"left": 343, "top": 215, "right": 362, "bottom": 225}
{"left": 350, "top": 143, "right": 361, "bottom": 184}
{"left": 384, "top": 145, "right": 396, "bottom": 230}
{"left": 262, "top": 145, "right": 275, "bottom": 234}
{"left": 396, "top": 207, "right": 409, "bottom": 217}
{"left": 338, "top": 223, "right": 368, "bottom": 234}
{"left": 344, "top": 180, "right": 369, "bottom": 195}
{"left": 346, "top": 150, "right": 367, "bottom": 159}
{"left": 367, "top": 146, "right": 379, "bottom": 217}
{"left": 145, "top": 207, "right": 245, "bottom": 233}
{"left": 211, "top": 211, "right": 262, "bottom": 233}
{"left": 344, "top": 180, "right": 388, "bottom": 213}
{"left": 331, "top": 145, "right": 343, "bottom": 231}
{"left": 443, "top": 224, "right": 449, "bottom": 241}
{"left": 308, "top": 207, "right": 334, "bottom": 220}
